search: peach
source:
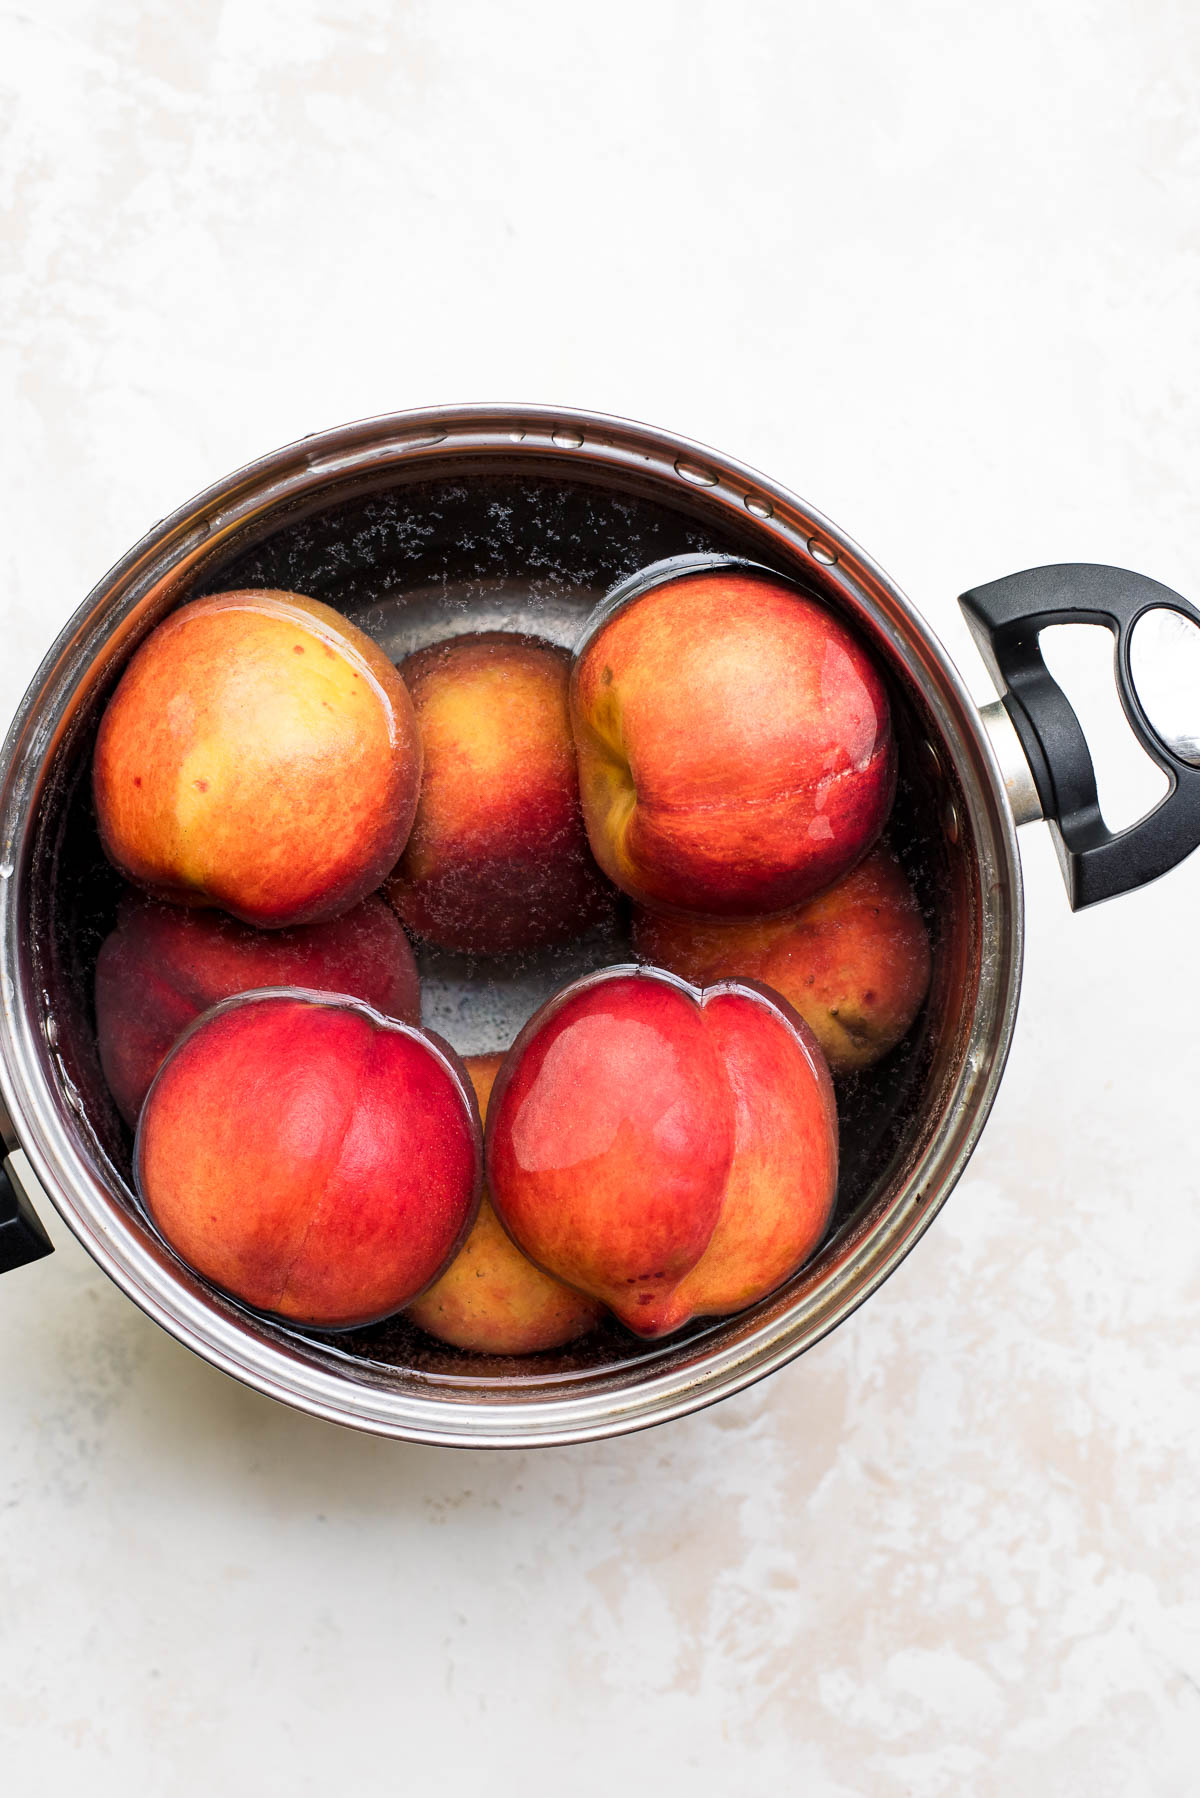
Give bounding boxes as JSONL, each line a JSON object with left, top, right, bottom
{"left": 633, "top": 845, "right": 931, "bottom": 1074}
{"left": 135, "top": 991, "right": 480, "bottom": 1330}
{"left": 95, "top": 890, "right": 421, "bottom": 1127}
{"left": 646, "top": 983, "right": 838, "bottom": 1334}
{"left": 485, "top": 966, "right": 837, "bottom": 1338}
{"left": 93, "top": 589, "right": 422, "bottom": 928}
{"left": 406, "top": 1053, "right": 604, "bottom": 1354}
{"left": 387, "top": 632, "right": 612, "bottom": 955}
{"left": 571, "top": 566, "right": 894, "bottom": 915}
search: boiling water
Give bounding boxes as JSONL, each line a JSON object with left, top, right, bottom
{"left": 37, "top": 470, "right": 950, "bottom": 1386}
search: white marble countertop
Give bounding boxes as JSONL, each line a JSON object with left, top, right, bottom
{"left": 3, "top": 4, "right": 1199, "bottom": 1793}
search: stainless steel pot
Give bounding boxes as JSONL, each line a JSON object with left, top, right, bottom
{"left": 3, "top": 404, "right": 1198, "bottom": 1447}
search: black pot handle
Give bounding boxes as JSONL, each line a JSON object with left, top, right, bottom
{"left": 0, "top": 1154, "right": 53, "bottom": 1274}
{"left": 960, "top": 563, "right": 1200, "bottom": 908}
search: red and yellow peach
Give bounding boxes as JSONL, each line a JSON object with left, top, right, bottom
{"left": 485, "top": 966, "right": 838, "bottom": 1338}
{"left": 93, "top": 589, "right": 422, "bottom": 929}
{"left": 571, "top": 567, "right": 894, "bottom": 916}
{"left": 95, "top": 890, "right": 421, "bottom": 1127}
{"left": 135, "top": 991, "right": 480, "bottom": 1329}
{"left": 387, "top": 631, "right": 612, "bottom": 955}
{"left": 633, "top": 845, "right": 930, "bottom": 1075}
{"left": 406, "top": 1053, "right": 604, "bottom": 1354}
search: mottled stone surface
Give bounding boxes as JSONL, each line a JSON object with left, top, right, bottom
{"left": 2, "top": 3, "right": 1199, "bottom": 1793}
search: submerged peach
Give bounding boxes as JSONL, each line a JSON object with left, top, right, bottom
{"left": 406, "top": 1053, "right": 604, "bottom": 1353}
{"left": 485, "top": 965, "right": 837, "bottom": 1338}
{"left": 571, "top": 567, "right": 894, "bottom": 916}
{"left": 136, "top": 991, "right": 480, "bottom": 1329}
{"left": 633, "top": 845, "right": 930, "bottom": 1074}
{"left": 388, "top": 631, "right": 612, "bottom": 955}
{"left": 93, "top": 589, "right": 422, "bottom": 928}
{"left": 96, "top": 890, "right": 420, "bottom": 1126}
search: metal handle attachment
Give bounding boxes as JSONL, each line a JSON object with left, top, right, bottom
{"left": 960, "top": 563, "right": 1200, "bottom": 908}
{"left": 0, "top": 1151, "right": 53, "bottom": 1274}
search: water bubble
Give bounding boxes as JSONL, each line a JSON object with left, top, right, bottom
{"left": 552, "top": 428, "right": 584, "bottom": 448}
{"left": 807, "top": 538, "right": 838, "bottom": 565}
{"left": 744, "top": 493, "right": 773, "bottom": 518}
{"left": 674, "top": 460, "right": 718, "bottom": 487}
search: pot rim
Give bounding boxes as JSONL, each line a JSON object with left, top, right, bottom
{"left": 0, "top": 402, "right": 1024, "bottom": 1447}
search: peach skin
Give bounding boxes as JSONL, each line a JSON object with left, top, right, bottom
{"left": 633, "top": 845, "right": 931, "bottom": 1075}
{"left": 486, "top": 968, "right": 736, "bottom": 1332}
{"left": 485, "top": 964, "right": 838, "bottom": 1338}
{"left": 387, "top": 632, "right": 612, "bottom": 955}
{"left": 406, "top": 1053, "right": 604, "bottom": 1354}
{"left": 642, "top": 983, "right": 837, "bottom": 1335}
{"left": 135, "top": 991, "right": 480, "bottom": 1330}
{"left": 93, "top": 589, "right": 422, "bottom": 928}
{"left": 571, "top": 565, "right": 894, "bottom": 916}
{"left": 95, "top": 890, "right": 421, "bottom": 1127}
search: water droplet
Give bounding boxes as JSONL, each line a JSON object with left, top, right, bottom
{"left": 510, "top": 430, "right": 526, "bottom": 442}
{"left": 43, "top": 1012, "right": 58, "bottom": 1049}
{"left": 744, "top": 493, "right": 773, "bottom": 518}
{"left": 807, "top": 538, "right": 838, "bottom": 565}
{"left": 552, "top": 428, "right": 584, "bottom": 448}
{"left": 0, "top": 861, "right": 12, "bottom": 879}
{"left": 942, "top": 797, "right": 961, "bottom": 844}
{"left": 396, "top": 428, "right": 447, "bottom": 448}
{"left": 674, "top": 459, "right": 718, "bottom": 487}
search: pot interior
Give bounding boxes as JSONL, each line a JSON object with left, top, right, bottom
{"left": 23, "top": 437, "right": 981, "bottom": 1419}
